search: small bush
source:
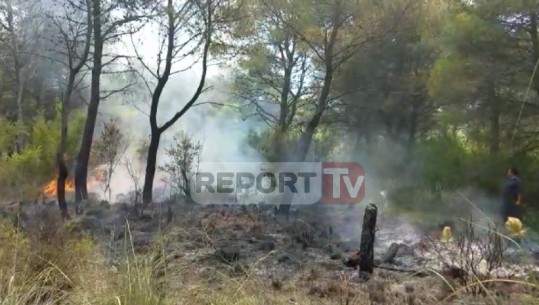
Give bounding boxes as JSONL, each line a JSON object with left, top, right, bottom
{"left": 159, "top": 131, "right": 203, "bottom": 203}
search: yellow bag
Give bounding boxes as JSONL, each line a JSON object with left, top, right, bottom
{"left": 440, "top": 226, "right": 453, "bottom": 242}
{"left": 505, "top": 217, "right": 527, "bottom": 237}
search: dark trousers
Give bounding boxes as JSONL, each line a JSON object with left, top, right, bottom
{"left": 501, "top": 202, "right": 522, "bottom": 222}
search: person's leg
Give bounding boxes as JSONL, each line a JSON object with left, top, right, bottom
{"left": 515, "top": 205, "right": 524, "bottom": 220}
{"left": 507, "top": 203, "right": 523, "bottom": 220}
{"left": 501, "top": 203, "right": 510, "bottom": 223}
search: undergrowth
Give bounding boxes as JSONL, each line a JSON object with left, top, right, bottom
{"left": 1, "top": 203, "right": 539, "bottom": 305}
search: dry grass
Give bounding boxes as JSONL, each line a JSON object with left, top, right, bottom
{"left": 0, "top": 207, "right": 167, "bottom": 305}
{"left": 1, "top": 205, "right": 539, "bottom": 305}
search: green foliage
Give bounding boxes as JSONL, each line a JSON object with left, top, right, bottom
{"left": 246, "top": 129, "right": 271, "bottom": 160}
{"left": 0, "top": 117, "right": 23, "bottom": 152}
{"left": 311, "top": 126, "right": 342, "bottom": 160}
{"left": 427, "top": 10, "right": 508, "bottom": 98}
{"left": 0, "top": 147, "right": 44, "bottom": 199}
{"left": 406, "top": 134, "right": 539, "bottom": 196}
{"left": 0, "top": 102, "right": 85, "bottom": 202}
{"left": 232, "top": 0, "right": 539, "bottom": 227}
{"left": 91, "top": 118, "right": 130, "bottom": 202}
{"left": 246, "top": 126, "right": 303, "bottom": 161}
{"left": 415, "top": 136, "right": 471, "bottom": 189}
{"left": 159, "top": 132, "right": 203, "bottom": 201}
{"left": 523, "top": 211, "right": 539, "bottom": 237}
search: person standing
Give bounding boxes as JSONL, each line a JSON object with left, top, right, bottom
{"left": 501, "top": 167, "right": 523, "bottom": 222}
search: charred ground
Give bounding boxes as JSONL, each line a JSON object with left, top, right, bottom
{"left": 2, "top": 198, "right": 539, "bottom": 305}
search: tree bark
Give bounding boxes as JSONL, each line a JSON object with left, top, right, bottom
{"left": 529, "top": 13, "right": 539, "bottom": 93}
{"left": 75, "top": 0, "right": 103, "bottom": 203}
{"left": 359, "top": 203, "right": 377, "bottom": 275}
{"left": 142, "top": 130, "right": 160, "bottom": 205}
{"left": 409, "top": 102, "right": 418, "bottom": 146}
{"left": 297, "top": 79, "right": 331, "bottom": 161}
{"left": 57, "top": 85, "right": 71, "bottom": 217}
{"left": 297, "top": 56, "right": 333, "bottom": 161}
{"left": 141, "top": 0, "right": 212, "bottom": 205}
{"left": 57, "top": 152, "right": 69, "bottom": 219}
{"left": 296, "top": 15, "right": 338, "bottom": 161}
{"left": 488, "top": 83, "right": 500, "bottom": 154}
{"left": 57, "top": 0, "right": 92, "bottom": 216}
{"left": 5, "top": 0, "right": 25, "bottom": 151}
{"left": 15, "top": 68, "right": 24, "bottom": 128}
{"left": 489, "top": 104, "right": 500, "bottom": 154}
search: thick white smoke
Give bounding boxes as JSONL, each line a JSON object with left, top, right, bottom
{"left": 97, "top": 35, "right": 264, "bottom": 201}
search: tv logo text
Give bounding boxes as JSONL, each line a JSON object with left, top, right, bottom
{"left": 190, "top": 162, "right": 365, "bottom": 205}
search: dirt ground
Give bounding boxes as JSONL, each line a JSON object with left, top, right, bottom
{"left": 9, "top": 200, "right": 539, "bottom": 304}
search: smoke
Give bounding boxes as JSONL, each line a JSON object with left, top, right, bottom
{"left": 89, "top": 14, "right": 505, "bottom": 244}
{"left": 322, "top": 133, "right": 504, "bottom": 242}
{"left": 97, "top": 63, "right": 264, "bottom": 201}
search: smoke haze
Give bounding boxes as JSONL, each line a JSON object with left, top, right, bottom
{"left": 96, "top": 64, "right": 264, "bottom": 201}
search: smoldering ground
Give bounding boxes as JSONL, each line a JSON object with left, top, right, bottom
{"left": 87, "top": 15, "right": 524, "bottom": 249}
{"left": 96, "top": 64, "right": 513, "bottom": 246}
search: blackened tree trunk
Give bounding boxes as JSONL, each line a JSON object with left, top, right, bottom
{"left": 297, "top": 110, "right": 325, "bottom": 161}
{"left": 57, "top": 152, "right": 69, "bottom": 218}
{"left": 141, "top": 0, "right": 213, "bottom": 206}
{"left": 57, "top": 83, "right": 71, "bottom": 218}
{"left": 359, "top": 203, "right": 377, "bottom": 275}
{"left": 75, "top": 0, "right": 103, "bottom": 203}
{"left": 56, "top": 0, "right": 92, "bottom": 218}
{"left": 142, "top": 130, "right": 160, "bottom": 205}
{"left": 57, "top": 84, "right": 72, "bottom": 218}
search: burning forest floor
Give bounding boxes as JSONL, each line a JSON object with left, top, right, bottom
{"left": 2, "top": 200, "right": 539, "bottom": 304}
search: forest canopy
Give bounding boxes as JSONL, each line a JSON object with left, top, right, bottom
{"left": 0, "top": 0, "right": 538, "bottom": 217}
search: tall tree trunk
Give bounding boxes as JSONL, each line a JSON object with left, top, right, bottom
{"left": 298, "top": 116, "right": 321, "bottom": 161}
{"left": 297, "top": 70, "right": 333, "bottom": 161}
{"left": 57, "top": 0, "right": 92, "bottom": 216}
{"left": 279, "top": 65, "right": 293, "bottom": 130}
{"left": 75, "top": 0, "right": 103, "bottom": 203}
{"left": 15, "top": 68, "right": 24, "bottom": 151}
{"left": 529, "top": 13, "right": 539, "bottom": 93}
{"left": 488, "top": 86, "right": 500, "bottom": 154}
{"left": 15, "top": 68, "right": 23, "bottom": 126}
{"left": 296, "top": 14, "right": 338, "bottom": 161}
{"left": 142, "top": 130, "right": 161, "bottom": 205}
{"left": 272, "top": 39, "right": 298, "bottom": 162}
{"left": 5, "top": 0, "right": 25, "bottom": 151}
{"left": 408, "top": 102, "right": 418, "bottom": 146}
{"left": 57, "top": 82, "right": 73, "bottom": 218}
{"left": 141, "top": 0, "right": 212, "bottom": 205}
{"left": 489, "top": 105, "right": 500, "bottom": 154}
{"left": 57, "top": 153, "right": 69, "bottom": 218}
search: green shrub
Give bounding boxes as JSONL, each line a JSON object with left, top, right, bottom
{"left": 0, "top": 102, "right": 85, "bottom": 202}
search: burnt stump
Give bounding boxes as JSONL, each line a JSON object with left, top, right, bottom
{"left": 359, "top": 203, "right": 377, "bottom": 276}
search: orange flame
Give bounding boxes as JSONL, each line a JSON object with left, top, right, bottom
{"left": 41, "top": 177, "right": 99, "bottom": 199}
{"left": 42, "top": 179, "right": 76, "bottom": 198}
